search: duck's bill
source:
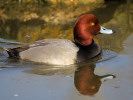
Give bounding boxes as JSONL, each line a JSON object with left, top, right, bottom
{"left": 99, "top": 26, "right": 115, "bottom": 34}
{"left": 100, "top": 75, "right": 116, "bottom": 82}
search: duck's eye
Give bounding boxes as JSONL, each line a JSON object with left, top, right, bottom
{"left": 91, "top": 22, "right": 95, "bottom": 26}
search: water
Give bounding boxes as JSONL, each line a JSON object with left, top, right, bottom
{"left": 0, "top": 1, "right": 133, "bottom": 100}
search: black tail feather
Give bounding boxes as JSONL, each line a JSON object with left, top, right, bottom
{"left": 4, "top": 48, "right": 20, "bottom": 58}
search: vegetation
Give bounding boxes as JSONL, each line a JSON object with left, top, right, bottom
{"left": 0, "top": 0, "right": 104, "bottom": 42}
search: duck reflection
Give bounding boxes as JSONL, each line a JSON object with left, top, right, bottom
{"left": 74, "top": 64, "right": 115, "bottom": 96}
{"left": 25, "top": 62, "right": 115, "bottom": 96}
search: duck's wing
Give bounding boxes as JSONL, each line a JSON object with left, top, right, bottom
{"left": 4, "top": 45, "right": 29, "bottom": 58}
{"left": 4, "top": 39, "right": 59, "bottom": 58}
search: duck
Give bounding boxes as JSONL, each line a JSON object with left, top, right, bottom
{"left": 5, "top": 14, "right": 115, "bottom": 65}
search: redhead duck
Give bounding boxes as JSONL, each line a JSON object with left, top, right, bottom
{"left": 5, "top": 14, "right": 114, "bottom": 65}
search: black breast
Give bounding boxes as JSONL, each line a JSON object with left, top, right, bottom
{"left": 75, "top": 40, "right": 101, "bottom": 63}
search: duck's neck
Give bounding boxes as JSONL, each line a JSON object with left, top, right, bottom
{"left": 75, "top": 39, "right": 94, "bottom": 47}
{"left": 74, "top": 30, "right": 94, "bottom": 46}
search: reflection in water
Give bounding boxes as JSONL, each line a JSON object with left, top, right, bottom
{"left": 0, "top": 0, "right": 107, "bottom": 43}
{"left": 96, "top": 1, "right": 133, "bottom": 52}
{"left": 74, "top": 64, "right": 115, "bottom": 96}
{"left": 26, "top": 65, "right": 76, "bottom": 76}
{"left": 26, "top": 62, "right": 115, "bottom": 96}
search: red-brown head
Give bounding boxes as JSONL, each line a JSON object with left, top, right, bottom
{"left": 74, "top": 14, "right": 114, "bottom": 46}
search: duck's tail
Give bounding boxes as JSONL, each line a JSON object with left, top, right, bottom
{"left": 3, "top": 47, "right": 19, "bottom": 58}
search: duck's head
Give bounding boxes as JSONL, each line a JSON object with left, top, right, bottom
{"left": 74, "top": 14, "right": 115, "bottom": 46}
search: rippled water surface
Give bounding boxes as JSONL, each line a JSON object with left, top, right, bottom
{"left": 0, "top": 0, "right": 133, "bottom": 100}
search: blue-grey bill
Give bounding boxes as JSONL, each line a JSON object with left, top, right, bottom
{"left": 100, "top": 26, "right": 115, "bottom": 34}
